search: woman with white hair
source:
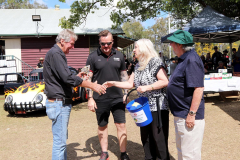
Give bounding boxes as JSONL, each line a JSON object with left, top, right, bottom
{"left": 104, "top": 39, "right": 170, "bottom": 160}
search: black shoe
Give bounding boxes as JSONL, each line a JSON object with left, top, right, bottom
{"left": 121, "top": 153, "right": 130, "bottom": 160}
{"left": 99, "top": 152, "right": 109, "bottom": 160}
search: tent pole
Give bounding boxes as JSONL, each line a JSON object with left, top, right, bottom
{"left": 230, "top": 43, "right": 233, "bottom": 66}
{"left": 168, "top": 15, "right": 171, "bottom": 59}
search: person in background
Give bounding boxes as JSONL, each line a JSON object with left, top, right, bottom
{"left": 167, "top": 30, "right": 205, "bottom": 160}
{"left": 159, "top": 51, "right": 166, "bottom": 65}
{"left": 216, "top": 61, "right": 226, "bottom": 72}
{"left": 86, "top": 30, "right": 130, "bottom": 160}
{"left": 231, "top": 48, "right": 240, "bottom": 72}
{"left": 169, "top": 56, "right": 178, "bottom": 76}
{"left": 212, "top": 46, "right": 222, "bottom": 70}
{"left": 36, "top": 57, "right": 44, "bottom": 69}
{"left": 232, "top": 48, "right": 237, "bottom": 63}
{"left": 159, "top": 51, "right": 168, "bottom": 73}
{"left": 200, "top": 55, "right": 209, "bottom": 73}
{"left": 200, "top": 55, "right": 206, "bottom": 65}
{"left": 128, "top": 55, "right": 138, "bottom": 75}
{"left": 205, "top": 52, "right": 212, "bottom": 70}
{"left": 222, "top": 49, "right": 229, "bottom": 67}
{"left": 124, "top": 54, "right": 130, "bottom": 71}
{"left": 43, "top": 29, "right": 106, "bottom": 160}
{"left": 104, "top": 39, "right": 170, "bottom": 160}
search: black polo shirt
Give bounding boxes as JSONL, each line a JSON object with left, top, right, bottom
{"left": 86, "top": 47, "right": 126, "bottom": 100}
{"left": 167, "top": 49, "right": 205, "bottom": 119}
{"left": 43, "top": 44, "right": 83, "bottom": 99}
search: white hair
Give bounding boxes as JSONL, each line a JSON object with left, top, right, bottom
{"left": 56, "top": 29, "right": 78, "bottom": 43}
{"left": 135, "top": 39, "right": 159, "bottom": 70}
{"left": 182, "top": 45, "right": 194, "bottom": 52}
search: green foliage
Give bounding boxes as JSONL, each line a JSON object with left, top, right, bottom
{"left": 0, "top": 0, "right": 48, "bottom": 9}
{"left": 194, "top": 42, "right": 215, "bottom": 56}
{"left": 122, "top": 17, "right": 170, "bottom": 57}
{"left": 122, "top": 19, "right": 144, "bottom": 40}
{"left": 58, "top": 0, "right": 240, "bottom": 30}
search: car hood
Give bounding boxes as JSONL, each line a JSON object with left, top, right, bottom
{"left": 15, "top": 80, "right": 45, "bottom": 95}
{"left": 6, "top": 80, "right": 45, "bottom": 103}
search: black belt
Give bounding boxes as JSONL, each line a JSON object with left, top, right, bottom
{"left": 48, "top": 98, "right": 72, "bottom": 104}
{"left": 48, "top": 98, "right": 63, "bottom": 101}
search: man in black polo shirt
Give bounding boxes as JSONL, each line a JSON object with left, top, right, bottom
{"left": 86, "top": 30, "right": 130, "bottom": 160}
{"left": 43, "top": 29, "right": 106, "bottom": 160}
{"left": 166, "top": 30, "right": 205, "bottom": 160}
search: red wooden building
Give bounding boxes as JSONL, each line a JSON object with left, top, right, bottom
{"left": 0, "top": 8, "right": 134, "bottom": 71}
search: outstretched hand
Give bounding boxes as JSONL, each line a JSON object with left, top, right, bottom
{"left": 102, "top": 81, "right": 115, "bottom": 88}
{"left": 92, "top": 81, "right": 107, "bottom": 95}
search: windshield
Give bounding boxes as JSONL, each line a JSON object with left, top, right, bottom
{"left": 29, "top": 71, "right": 43, "bottom": 81}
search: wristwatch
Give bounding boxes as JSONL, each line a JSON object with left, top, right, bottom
{"left": 188, "top": 111, "right": 196, "bottom": 116}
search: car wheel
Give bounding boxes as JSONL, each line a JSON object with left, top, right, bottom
{"left": 80, "top": 87, "right": 88, "bottom": 102}
{"left": 8, "top": 111, "right": 15, "bottom": 115}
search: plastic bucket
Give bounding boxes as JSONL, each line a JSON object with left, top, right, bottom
{"left": 126, "top": 97, "right": 153, "bottom": 127}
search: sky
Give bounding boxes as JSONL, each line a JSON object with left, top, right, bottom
{"left": 35, "top": 0, "right": 168, "bottom": 28}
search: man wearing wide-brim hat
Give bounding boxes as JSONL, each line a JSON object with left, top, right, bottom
{"left": 166, "top": 30, "right": 205, "bottom": 160}
{"left": 36, "top": 57, "right": 44, "bottom": 69}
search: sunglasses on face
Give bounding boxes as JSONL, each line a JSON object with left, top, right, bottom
{"left": 100, "top": 42, "right": 112, "bottom": 46}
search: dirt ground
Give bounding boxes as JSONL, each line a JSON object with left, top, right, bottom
{"left": 0, "top": 91, "right": 240, "bottom": 160}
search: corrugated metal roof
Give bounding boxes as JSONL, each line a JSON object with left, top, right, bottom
{"left": 0, "top": 8, "right": 124, "bottom": 36}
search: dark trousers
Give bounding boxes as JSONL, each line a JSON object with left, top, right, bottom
{"left": 140, "top": 110, "right": 170, "bottom": 160}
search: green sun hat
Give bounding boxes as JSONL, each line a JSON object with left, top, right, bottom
{"left": 167, "top": 30, "right": 194, "bottom": 46}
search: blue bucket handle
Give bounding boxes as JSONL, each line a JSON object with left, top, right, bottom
{"left": 125, "top": 88, "right": 137, "bottom": 105}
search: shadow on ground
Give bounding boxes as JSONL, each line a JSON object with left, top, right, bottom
{"left": 213, "top": 101, "right": 240, "bottom": 122}
{"left": 67, "top": 135, "right": 176, "bottom": 160}
{"left": 205, "top": 93, "right": 240, "bottom": 122}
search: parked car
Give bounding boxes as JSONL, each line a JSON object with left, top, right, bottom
{"left": 3, "top": 67, "right": 88, "bottom": 115}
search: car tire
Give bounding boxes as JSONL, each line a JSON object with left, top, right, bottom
{"left": 8, "top": 111, "right": 15, "bottom": 115}
{"left": 80, "top": 87, "right": 88, "bottom": 102}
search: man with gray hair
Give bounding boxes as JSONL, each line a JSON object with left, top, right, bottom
{"left": 43, "top": 29, "right": 106, "bottom": 160}
{"left": 166, "top": 30, "right": 205, "bottom": 160}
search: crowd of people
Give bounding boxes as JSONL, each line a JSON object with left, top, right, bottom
{"left": 199, "top": 46, "right": 240, "bottom": 73}
{"left": 43, "top": 29, "right": 205, "bottom": 160}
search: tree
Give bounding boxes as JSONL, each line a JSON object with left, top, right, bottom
{"left": 0, "top": 0, "right": 47, "bottom": 9}
{"left": 122, "top": 17, "right": 170, "bottom": 57}
{"left": 147, "top": 17, "right": 169, "bottom": 53}
{"left": 58, "top": 0, "right": 240, "bottom": 29}
{"left": 195, "top": 43, "right": 215, "bottom": 56}
{"left": 31, "top": 1, "right": 48, "bottom": 9}
{"left": 122, "top": 19, "right": 144, "bottom": 40}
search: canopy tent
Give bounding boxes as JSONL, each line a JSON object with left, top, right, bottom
{"left": 161, "top": 6, "right": 240, "bottom": 62}
{"left": 162, "top": 6, "right": 240, "bottom": 43}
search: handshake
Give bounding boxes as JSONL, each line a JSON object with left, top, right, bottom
{"left": 93, "top": 81, "right": 116, "bottom": 95}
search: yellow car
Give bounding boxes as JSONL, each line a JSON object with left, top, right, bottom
{"left": 4, "top": 67, "right": 88, "bottom": 115}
